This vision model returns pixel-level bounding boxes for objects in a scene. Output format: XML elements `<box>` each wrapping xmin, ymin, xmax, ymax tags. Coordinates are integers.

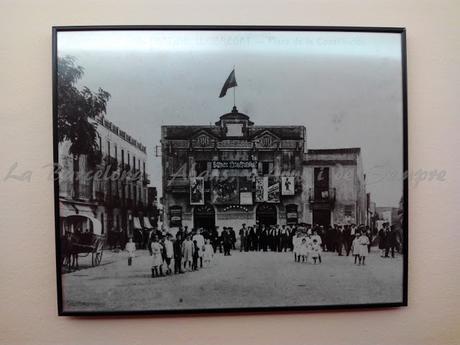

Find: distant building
<box><xmin>147</xmin><ymin>186</ymin><xmax>159</xmax><ymax>229</ymax></box>
<box><xmin>58</xmin><ymin>116</ymin><xmax>150</xmax><ymax>242</ymax></box>
<box><xmin>161</xmin><ymin>107</ymin><xmax>367</xmax><ymax>231</ymax></box>
<box><xmin>376</xmin><ymin>206</ymin><xmax>400</xmax><ymax>227</ymax></box>
<box><xmin>303</xmin><ymin>148</ymin><xmax>367</xmax><ymax>226</ymax></box>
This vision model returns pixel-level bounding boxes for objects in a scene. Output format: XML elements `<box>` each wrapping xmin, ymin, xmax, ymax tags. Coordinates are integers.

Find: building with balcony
<box><xmin>161</xmin><ymin>108</ymin><xmax>368</xmax><ymax>231</ymax></box>
<box><xmin>58</xmin><ymin>116</ymin><xmax>150</xmax><ymax>243</ymax></box>
<box><xmin>303</xmin><ymin>148</ymin><xmax>367</xmax><ymax>226</ymax></box>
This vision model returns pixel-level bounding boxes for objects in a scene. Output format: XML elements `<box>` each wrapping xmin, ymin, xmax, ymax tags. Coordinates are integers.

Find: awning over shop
<box><xmin>85</xmin><ymin>216</ymin><xmax>103</xmax><ymax>235</ymax></box>
<box><xmin>59</xmin><ymin>202</ymin><xmax>77</xmax><ymax>218</ymax></box>
<box><xmin>60</xmin><ymin>208</ymin><xmax>102</xmax><ymax>235</ymax></box>
<box><xmin>143</xmin><ymin>217</ymin><xmax>153</xmax><ymax>229</ymax></box>
<box><xmin>74</xmin><ymin>204</ymin><xmax>96</xmax><ymax>217</ymax></box>
<box><xmin>133</xmin><ymin>217</ymin><xmax>142</xmax><ymax>230</ymax></box>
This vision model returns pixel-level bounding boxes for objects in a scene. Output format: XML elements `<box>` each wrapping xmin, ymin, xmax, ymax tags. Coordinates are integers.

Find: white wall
<box><xmin>0</xmin><ymin>1</ymin><xmax>459</xmax><ymax>345</ymax></box>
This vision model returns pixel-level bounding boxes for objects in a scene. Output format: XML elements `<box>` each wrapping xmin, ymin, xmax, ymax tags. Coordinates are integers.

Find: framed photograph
<box><xmin>53</xmin><ymin>26</ymin><xmax>408</xmax><ymax>315</ymax></box>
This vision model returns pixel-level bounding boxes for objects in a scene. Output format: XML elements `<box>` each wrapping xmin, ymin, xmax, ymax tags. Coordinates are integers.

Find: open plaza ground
<box><xmin>62</xmin><ymin>248</ymin><xmax>403</xmax><ymax>312</ymax></box>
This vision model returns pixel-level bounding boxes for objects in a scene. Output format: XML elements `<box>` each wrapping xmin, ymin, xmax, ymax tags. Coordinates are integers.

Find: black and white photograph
<box><xmin>53</xmin><ymin>26</ymin><xmax>407</xmax><ymax>315</ymax></box>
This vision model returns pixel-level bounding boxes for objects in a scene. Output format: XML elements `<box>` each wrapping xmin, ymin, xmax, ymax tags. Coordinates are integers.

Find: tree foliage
<box><xmin>57</xmin><ymin>56</ymin><xmax>111</xmax><ymax>157</ymax></box>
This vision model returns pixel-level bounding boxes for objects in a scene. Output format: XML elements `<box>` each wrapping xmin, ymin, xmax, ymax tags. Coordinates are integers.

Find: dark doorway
<box><xmin>193</xmin><ymin>204</ymin><xmax>215</xmax><ymax>231</ymax></box>
<box><xmin>256</xmin><ymin>203</ymin><xmax>277</xmax><ymax>226</ymax></box>
<box><xmin>313</xmin><ymin>209</ymin><xmax>331</xmax><ymax>227</ymax></box>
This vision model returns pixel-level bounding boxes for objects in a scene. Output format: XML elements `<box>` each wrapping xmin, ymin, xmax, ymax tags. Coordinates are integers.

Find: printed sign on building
<box><xmin>211</xmin><ymin>177</ymin><xmax>239</xmax><ymax>205</ymax></box>
<box><xmin>267</xmin><ymin>177</ymin><xmax>280</xmax><ymax>203</ymax></box>
<box><xmin>255</xmin><ymin>177</ymin><xmax>267</xmax><ymax>202</ymax></box>
<box><xmin>239</xmin><ymin>177</ymin><xmax>253</xmax><ymax>205</ymax></box>
<box><xmin>281</xmin><ymin>176</ymin><xmax>295</xmax><ymax>195</ymax></box>
<box><xmin>190</xmin><ymin>177</ymin><xmax>205</xmax><ymax>205</ymax></box>
<box><xmin>169</xmin><ymin>206</ymin><xmax>182</xmax><ymax>227</ymax></box>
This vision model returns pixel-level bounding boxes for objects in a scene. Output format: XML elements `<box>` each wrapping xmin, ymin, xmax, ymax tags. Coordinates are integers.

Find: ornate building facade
<box><xmin>162</xmin><ymin>106</ymin><xmax>305</xmax><ymax>231</ymax></box>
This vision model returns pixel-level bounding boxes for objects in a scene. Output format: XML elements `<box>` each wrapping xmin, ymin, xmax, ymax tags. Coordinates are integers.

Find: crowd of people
<box><xmin>126</xmin><ymin>228</ymin><xmax>216</xmax><ymax>278</ymax></box>
<box><xmin>123</xmin><ymin>222</ymin><xmax>401</xmax><ymax>278</ymax></box>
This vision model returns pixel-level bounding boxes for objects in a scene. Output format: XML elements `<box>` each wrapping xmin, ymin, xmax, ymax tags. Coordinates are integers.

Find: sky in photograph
<box><xmin>58</xmin><ymin>30</ymin><xmax>404</xmax><ymax>207</ymax></box>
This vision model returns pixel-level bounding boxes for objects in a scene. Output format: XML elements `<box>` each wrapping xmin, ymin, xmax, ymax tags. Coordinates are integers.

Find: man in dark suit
<box><xmin>386</xmin><ymin>225</ymin><xmax>398</xmax><ymax>258</ymax></box>
<box><xmin>335</xmin><ymin>225</ymin><xmax>343</xmax><ymax>256</ymax></box>
<box><xmin>221</xmin><ymin>227</ymin><xmax>232</xmax><ymax>256</ymax></box>
<box><xmin>343</xmin><ymin>225</ymin><xmax>352</xmax><ymax>256</ymax></box>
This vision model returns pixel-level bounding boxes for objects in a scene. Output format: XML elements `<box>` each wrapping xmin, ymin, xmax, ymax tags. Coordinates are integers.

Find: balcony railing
<box><xmin>308</xmin><ymin>188</ymin><xmax>336</xmax><ymax>204</ymax></box>
<box><xmin>72</xmin><ymin>182</ymin><xmax>92</xmax><ymax>201</ymax></box>
<box><xmin>166</xmin><ymin>177</ymin><xmax>189</xmax><ymax>191</ymax></box>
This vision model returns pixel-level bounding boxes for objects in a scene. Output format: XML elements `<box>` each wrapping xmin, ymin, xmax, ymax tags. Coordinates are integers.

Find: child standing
<box><xmin>305</xmin><ymin>235</ymin><xmax>313</xmax><ymax>263</ymax></box>
<box><xmin>293</xmin><ymin>233</ymin><xmax>302</xmax><ymax>262</ymax></box>
<box><xmin>163</xmin><ymin>234</ymin><xmax>174</xmax><ymax>275</ymax></box>
<box><xmin>310</xmin><ymin>239</ymin><xmax>322</xmax><ymax>264</ymax></box>
<box><xmin>299</xmin><ymin>238</ymin><xmax>308</xmax><ymax>262</ymax></box>
<box><xmin>358</xmin><ymin>232</ymin><xmax>370</xmax><ymax>265</ymax></box>
<box><xmin>351</xmin><ymin>232</ymin><xmax>361</xmax><ymax>264</ymax></box>
<box><xmin>150</xmin><ymin>236</ymin><xmax>163</xmax><ymax>278</ymax></box>
<box><xmin>125</xmin><ymin>238</ymin><xmax>136</xmax><ymax>266</ymax></box>
<box><xmin>203</xmin><ymin>239</ymin><xmax>214</xmax><ymax>266</ymax></box>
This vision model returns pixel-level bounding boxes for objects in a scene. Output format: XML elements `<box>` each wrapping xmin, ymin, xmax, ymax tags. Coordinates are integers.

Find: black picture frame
<box><xmin>52</xmin><ymin>25</ymin><xmax>408</xmax><ymax>316</ymax></box>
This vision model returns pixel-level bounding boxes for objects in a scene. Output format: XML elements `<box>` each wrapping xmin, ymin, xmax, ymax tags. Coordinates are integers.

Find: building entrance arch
<box><xmin>193</xmin><ymin>204</ymin><xmax>216</xmax><ymax>231</ymax></box>
<box><xmin>256</xmin><ymin>203</ymin><xmax>277</xmax><ymax>226</ymax></box>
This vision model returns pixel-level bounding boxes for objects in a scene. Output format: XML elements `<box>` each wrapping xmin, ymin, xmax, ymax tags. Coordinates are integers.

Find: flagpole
<box><xmin>233</xmin><ymin>65</ymin><xmax>236</xmax><ymax>108</ymax></box>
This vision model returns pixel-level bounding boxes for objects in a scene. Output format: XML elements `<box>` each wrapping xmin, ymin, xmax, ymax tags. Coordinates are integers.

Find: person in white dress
<box><xmin>351</xmin><ymin>232</ymin><xmax>361</xmax><ymax>265</ymax></box>
<box><xmin>358</xmin><ymin>232</ymin><xmax>370</xmax><ymax>265</ymax></box>
<box><xmin>299</xmin><ymin>238</ymin><xmax>308</xmax><ymax>262</ymax></box>
<box><xmin>304</xmin><ymin>234</ymin><xmax>313</xmax><ymax>263</ymax></box>
<box><xmin>202</xmin><ymin>239</ymin><xmax>214</xmax><ymax>266</ymax></box>
<box><xmin>192</xmin><ymin>229</ymin><xmax>205</xmax><ymax>268</ymax></box>
<box><xmin>292</xmin><ymin>232</ymin><xmax>303</xmax><ymax>262</ymax></box>
<box><xmin>150</xmin><ymin>236</ymin><xmax>163</xmax><ymax>278</ymax></box>
<box><xmin>163</xmin><ymin>234</ymin><xmax>174</xmax><ymax>275</ymax></box>
<box><xmin>125</xmin><ymin>238</ymin><xmax>136</xmax><ymax>266</ymax></box>
<box><xmin>310</xmin><ymin>239</ymin><xmax>322</xmax><ymax>264</ymax></box>
<box><xmin>311</xmin><ymin>230</ymin><xmax>322</xmax><ymax>247</ymax></box>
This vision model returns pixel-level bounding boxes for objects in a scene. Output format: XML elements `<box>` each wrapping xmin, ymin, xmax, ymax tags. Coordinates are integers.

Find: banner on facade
<box><xmin>281</xmin><ymin>176</ymin><xmax>295</xmax><ymax>195</ymax></box>
<box><xmin>239</xmin><ymin>177</ymin><xmax>253</xmax><ymax>205</ymax></box>
<box><xmin>255</xmin><ymin>177</ymin><xmax>267</xmax><ymax>202</ymax></box>
<box><xmin>211</xmin><ymin>177</ymin><xmax>239</xmax><ymax>204</ymax></box>
<box><xmin>267</xmin><ymin>177</ymin><xmax>280</xmax><ymax>203</ymax></box>
<box><xmin>190</xmin><ymin>177</ymin><xmax>205</xmax><ymax>205</ymax></box>
<box><xmin>211</xmin><ymin>160</ymin><xmax>257</xmax><ymax>169</ymax></box>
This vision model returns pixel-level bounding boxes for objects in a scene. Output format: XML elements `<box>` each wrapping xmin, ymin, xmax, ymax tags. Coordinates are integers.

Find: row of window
<box><xmin>97</xmin><ymin>179</ymin><xmax>147</xmax><ymax>204</ymax></box>
<box><xmin>100</xmin><ymin>137</ymin><xmax>146</xmax><ymax>173</ymax></box>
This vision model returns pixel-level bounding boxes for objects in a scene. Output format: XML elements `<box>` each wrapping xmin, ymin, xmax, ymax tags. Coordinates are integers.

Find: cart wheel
<box><xmin>94</xmin><ymin>251</ymin><xmax>103</xmax><ymax>266</ymax></box>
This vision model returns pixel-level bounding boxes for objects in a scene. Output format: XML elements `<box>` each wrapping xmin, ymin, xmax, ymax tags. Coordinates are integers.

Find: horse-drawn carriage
<box><xmin>61</xmin><ymin>215</ymin><xmax>105</xmax><ymax>271</ymax></box>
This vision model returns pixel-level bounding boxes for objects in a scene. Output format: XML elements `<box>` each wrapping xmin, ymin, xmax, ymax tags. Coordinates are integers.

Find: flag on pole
<box><xmin>219</xmin><ymin>69</ymin><xmax>237</xmax><ymax>98</ymax></box>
